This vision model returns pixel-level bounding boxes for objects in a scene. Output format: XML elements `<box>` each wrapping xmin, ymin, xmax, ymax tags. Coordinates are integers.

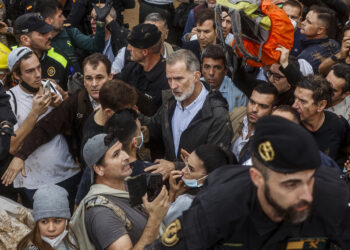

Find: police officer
<box><xmin>13</xmin><ymin>13</ymin><xmax>71</xmax><ymax>90</ymax></box>
<box><xmin>35</xmin><ymin>0</ymin><xmax>106</xmax><ymax>73</ymax></box>
<box><xmin>146</xmin><ymin>115</ymin><xmax>350</xmax><ymax>249</ymax></box>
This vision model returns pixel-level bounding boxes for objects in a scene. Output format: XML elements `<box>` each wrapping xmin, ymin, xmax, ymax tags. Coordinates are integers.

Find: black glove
<box><xmin>92</xmin><ymin>0</ymin><xmax>113</xmax><ymax>22</ymax></box>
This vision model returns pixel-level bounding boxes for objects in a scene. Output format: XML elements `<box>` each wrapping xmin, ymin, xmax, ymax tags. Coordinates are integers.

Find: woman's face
<box><xmin>38</xmin><ymin>218</ymin><xmax>66</xmax><ymax>239</ymax></box>
<box><xmin>182</xmin><ymin>152</ymin><xmax>206</xmax><ymax>182</ymax></box>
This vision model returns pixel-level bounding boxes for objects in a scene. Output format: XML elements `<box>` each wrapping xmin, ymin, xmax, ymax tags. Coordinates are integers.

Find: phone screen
<box><xmin>147</xmin><ymin>174</ymin><xmax>163</xmax><ymax>202</ymax></box>
<box><xmin>43</xmin><ymin>80</ymin><xmax>51</xmax><ymax>94</ymax></box>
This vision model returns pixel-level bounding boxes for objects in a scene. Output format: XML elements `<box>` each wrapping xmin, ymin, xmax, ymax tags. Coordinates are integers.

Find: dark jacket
<box><xmin>141</xmin><ymin>82</ymin><xmax>233</xmax><ymax>164</ymax></box>
<box><xmin>106</xmin><ymin>20</ymin><xmax>129</xmax><ymax>56</ymax></box>
<box><xmin>146</xmin><ymin>164</ymin><xmax>350</xmax><ymax>249</ymax></box>
<box><xmin>297</xmin><ymin>38</ymin><xmax>339</xmax><ymax>74</ymax></box>
<box><xmin>15</xmin><ymin>89</ymin><xmax>93</xmax><ymax>161</ymax></box>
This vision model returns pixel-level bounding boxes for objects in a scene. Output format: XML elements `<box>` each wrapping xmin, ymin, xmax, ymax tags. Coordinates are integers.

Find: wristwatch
<box><xmin>331</xmin><ymin>54</ymin><xmax>341</xmax><ymax>63</ymax></box>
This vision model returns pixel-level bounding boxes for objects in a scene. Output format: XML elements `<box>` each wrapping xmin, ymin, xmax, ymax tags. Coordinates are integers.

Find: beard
<box><xmin>264</xmin><ymin>183</ymin><xmax>312</xmax><ymax>224</ymax></box>
<box><xmin>173</xmin><ymin>80</ymin><xmax>196</xmax><ymax>102</ymax></box>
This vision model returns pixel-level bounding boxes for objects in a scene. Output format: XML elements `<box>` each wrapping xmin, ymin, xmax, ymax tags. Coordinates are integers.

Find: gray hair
<box><xmin>166</xmin><ymin>49</ymin><xmax>200</xmax><ymax>73</ymax></box>
<box><xmin>109</xmin><ymin>7</ymin><xmax>117</xmax><ymax>19</ymax></box>
<box><xmin>144</xmin><ymin>12</ymin><xmax>168</xmax><ymax>29</ymax></box>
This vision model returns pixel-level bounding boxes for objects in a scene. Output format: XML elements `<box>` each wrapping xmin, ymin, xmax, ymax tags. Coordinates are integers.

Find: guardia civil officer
<box><xmin>146</xmin><ymin>115</ymin><xmax>350</xmax><ymax>249</ymax></box>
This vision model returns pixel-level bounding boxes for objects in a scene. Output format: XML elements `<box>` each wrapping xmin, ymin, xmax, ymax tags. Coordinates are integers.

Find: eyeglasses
<box><xmin>266</xmin><ymin>70</ymin><xmax>286</xmax><ymax>81</ymax></box>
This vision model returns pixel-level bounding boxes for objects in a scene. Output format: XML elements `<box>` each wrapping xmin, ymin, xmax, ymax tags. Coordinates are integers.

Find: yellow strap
<box><xmin>47</xmin><ymin>48</ymin><xmax>68</xmax><ymax>68</ymax></box>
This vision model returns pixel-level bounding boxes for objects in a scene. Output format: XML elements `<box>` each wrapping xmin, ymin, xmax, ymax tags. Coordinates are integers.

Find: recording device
<box><xmin>126</xmin><ymin>173</ymin><xmax>163</xmax><ymax>207</ymax></box>
<box><xmin>42</xmin><ymin>80</ymin><xmax>52</xmax><ymax>94</ymax></box>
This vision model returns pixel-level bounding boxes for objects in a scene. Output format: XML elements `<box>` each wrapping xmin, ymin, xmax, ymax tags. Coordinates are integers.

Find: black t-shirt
<box><xmin>81</xmin><ymin>110</ymin><xmax>104</xmax><ymax>161</ymax></box>
<box><xmin>304</xmin><ymin>111</ymin><xmax>349</xmax><ymax>160</ymax></box>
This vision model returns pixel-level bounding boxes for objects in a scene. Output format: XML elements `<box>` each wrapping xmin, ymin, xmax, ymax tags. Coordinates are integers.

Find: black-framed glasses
<box><xmin>266</xmin><ymin>70</ymin><xmax>286</xmax><ymax>81</ymax></box>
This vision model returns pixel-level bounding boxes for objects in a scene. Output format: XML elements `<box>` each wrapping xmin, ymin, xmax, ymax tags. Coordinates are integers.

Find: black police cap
<box><xmin>251</xmin><ymin>116</ymin><xmax>321</xmax><ymax>173</ymax></box>
<box><xmin>14</xmin><ymin>13</ymin><xmax>54</xmax><ymax>34</ymax></box>
<box><xmin>128</xmin><ymin>23</ymin><xmax>161</xmax><ymax>49</ymax></box>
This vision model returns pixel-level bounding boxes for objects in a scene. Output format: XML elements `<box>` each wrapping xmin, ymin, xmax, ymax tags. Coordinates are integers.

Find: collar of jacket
<box><xmin>163</xmin><ymin>80</ymin><xmax>228</xmax><ymax>120</ymax></box>
<box><xmin>301</xmin><ymin>37</ymin><xmax>329</xmax><ymax>46</ymax></box>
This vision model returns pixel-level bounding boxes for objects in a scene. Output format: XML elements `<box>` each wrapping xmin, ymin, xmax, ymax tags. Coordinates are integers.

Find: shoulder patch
<box><xmin>47</xmin><ymin>66</ymin><xmax>56</xmax><ymax>77</ymax></box>
<box><xmin>161</xmin><ymin>219</ymin><xmax>181</xmax><ymax>247</ymax></box>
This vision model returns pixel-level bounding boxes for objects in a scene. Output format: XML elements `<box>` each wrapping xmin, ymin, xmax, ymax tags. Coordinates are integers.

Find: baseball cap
<box><xmin>83</xmin><ymin>133</ymin><xmax>119</xmax><ymax>182</ymax></box>
<box><xmin>7</xmin><ymin>46</ymin><xmax>33</xmax><ymax>72</ymax></box>
<box><xmin>14</xmin><ymin>13</ymin><xmax>54</xmax><ymax>34</ymax></box>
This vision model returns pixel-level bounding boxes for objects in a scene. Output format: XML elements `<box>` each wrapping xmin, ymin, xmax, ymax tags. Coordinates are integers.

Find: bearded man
<box><xmin>140</xmin><ymin>49</ymin><xmax>232</xmax><ymax>179</ymax></box>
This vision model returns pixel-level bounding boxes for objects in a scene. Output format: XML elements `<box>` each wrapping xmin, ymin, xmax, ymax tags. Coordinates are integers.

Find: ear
<box><xmin>93</xmin><ymin>164</ymin><xmax>104</xmax><ymax>177</ymax></box>
<box><xmin>316</xmin><ymin>100</ymin><xmax>327</xmax><ymax>112</ymax></box>
<box><xmin>142</xmin><ymin>48</ymin><xmax>149</xmax><ymax>57</ymax></box>
<box><xmin>193</xmin><ymin>70</ymin><xmax>201</xmax><ymax>82</ymax></box>
<box><xmin>20</xmin><ymin>35</ymin><xmax>31</xmax><ymax>46</ymax></box>
<box><xmin>249</xmin><ymin>167</ymin><xmax>264</xmax><ymax>188</ymax></box>
<box><xmin>164</xmin><ymin>28</ymin><xmax>169</xmax><ymax>39</ymax></box>
<box><xmin>341</xmin><ymin>91</ymin><xmax>350</xmax><ymax>99</ymax></box>
<box><xmin>108</xmin><ymin>73</ymin><xmax>113</xmax><ymax>80</ymax></box>
<box><xmin>12</xmin><ymin>71</ymin><xmax>21</xmax><ymax>82</ymax></box>
<box><xmin>317</xmin><ymin>26</ymin><xmax>326</xmax><ymax>36</ymax></box>
<box><xmin>45</xmin><ymin>17</ymin><xmax>53</xmax><ymax>25</ymax></box>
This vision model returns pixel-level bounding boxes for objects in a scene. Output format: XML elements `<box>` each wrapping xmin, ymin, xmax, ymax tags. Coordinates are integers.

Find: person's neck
<box><xmin>302</xmin><ymin>112</ymin><xmax>325</xmax><ymax>132</ymax></box>
<box><xmin>160</xmin><ymin>43</ymin><xmax>165</xmax><ymax>57</ymax></box>
<box><xmin>129</xmin><ymin>149</ymin><xmax>137</xmax><ymax>163</ymax></box>
<box><xmin>331</xmin><ymin>97</ymin><xmax>345</xmax><ymax>107</ymax></box>
<box><xmin>257</xmin><ymin>187</ymin><xmax>283</xmax><ymax>223</ymax></box>
<box><xmin>305</xmin><ymin>34</ymin><xmax>327</xmax><ymax>40</ymax></box>
<box><xmin>200</xmin><ymin>40</ymin><xmax>216</xmax><ymax>52</ymax></box>
<box><xmin>247</xmin><ymin>120</ymin><xmax>255</xmax><ymax>139</ymax></box>
<box><xmin>181</xmin><ymin>81</ymin><xmax>203</xmax><ymax>108</ymax></box>
<box><xmin>105</xmin><ymin>29</ymin><xmax>111</xmax><ymax>41</ymax></box>
<box><xmin>94</xmin><ymin>108</ymin><xmax>109</xmax><ymax>126</ymax></box>
<box><xmin>96</xmin><ymin>177</ymin><xmax>126</xmax><ymax>191</ymax></box>
<box><xmin>27</xmin><ymin>47</ymin><xmax>43</xmax><ymax>59</ymax></box>
<box><xmin>19</xmin><ymin>81</ymin><xmax>42</xmax><ymax>94</ymax></box>
<box><xmin>51</xmin><ymin>29</ymin><xmax>60</xmax><ymax>38</ymax></box>
<box><xmin>140</xmin><ymin>54</ymin><xmax>161</xmax><ymax>72</ymax></box>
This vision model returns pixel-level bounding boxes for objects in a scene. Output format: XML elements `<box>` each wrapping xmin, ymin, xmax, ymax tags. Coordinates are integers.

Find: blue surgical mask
<box><xmin>135</xmin><ymin>132</ymin><xmax>143</xmax><ymax>150</ymax></box>
<box><xmin>182</xmin><ymin>175</ymin><xmax>207</xmax><ymax>188</ymax></box>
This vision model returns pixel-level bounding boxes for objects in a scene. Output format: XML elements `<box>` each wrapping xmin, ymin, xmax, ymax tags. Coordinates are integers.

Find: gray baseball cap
<box><xmin>7</xmin><ymin>46</ymin><xmax>33</xmax><ymax>72</ymax></box>
<box><xmin>83</xmin><ymin>133</ymin><xmax>114</xmax><ymax>183</ymax></box>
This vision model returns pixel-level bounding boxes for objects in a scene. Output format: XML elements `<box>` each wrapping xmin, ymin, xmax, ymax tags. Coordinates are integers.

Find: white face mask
<box><xmin>41</xmin><ymin>221</ymin><xmax>68</xmax><ymax>248</ymax></box>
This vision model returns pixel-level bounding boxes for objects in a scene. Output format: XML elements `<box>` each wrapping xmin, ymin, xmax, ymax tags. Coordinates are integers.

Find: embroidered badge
<box><xmin>258</xmin><ymin>141</ymin><xmax>275</xmax><ymax>162</ymax></box>
<box><xmin>161</xmin><ymin>219</ymin><xmax>181</xmax><ymax>247</ymax></box>
<box><xmin>47</xmin><ymin>66</ymin><xmax>56</xmax><ymax>77</ymax></box>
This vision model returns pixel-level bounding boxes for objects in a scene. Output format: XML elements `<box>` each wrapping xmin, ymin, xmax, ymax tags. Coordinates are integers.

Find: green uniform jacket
<box><xmin>51</xmin><ymin>23</ymin><xmax>105</xmax><ymax>72</ymax></box>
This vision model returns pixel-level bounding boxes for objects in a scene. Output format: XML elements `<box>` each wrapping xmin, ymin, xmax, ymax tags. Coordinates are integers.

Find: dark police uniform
<box><xmin>116</xmin><ymin>23</ymin><xmax>169</xmax><ymax>116</ymax></box>
<box><xmin>146</xmin><ymin>116</ymin><xmax>350</xmax><ymax>250</ymax></box>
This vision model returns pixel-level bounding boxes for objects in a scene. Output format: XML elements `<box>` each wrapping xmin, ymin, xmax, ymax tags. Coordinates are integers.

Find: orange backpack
<box><xmin>216</xmin><ymin>0</ymin><xmax>294</xmax><ymax>68</ymax></box>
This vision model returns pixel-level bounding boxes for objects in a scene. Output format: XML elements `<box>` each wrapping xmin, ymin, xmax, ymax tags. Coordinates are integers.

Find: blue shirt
<box><xmin>171</xmin><ymin>83</ymin><xmax>209</xmax><ymax>156</ymax></box>
<box><xmin>218</xmin><ymin>76</ymin><xmax>248</xmax><ymax>112</ymax></box>
<box><xmin>201</xmin><ymin>76</ymin><xmax>248</xmax><ymax>112</ymax></box>
<box><xmin>103</xmin><ymin>37</ymin><xmax>115</xmax><ymax>64</ymax></box>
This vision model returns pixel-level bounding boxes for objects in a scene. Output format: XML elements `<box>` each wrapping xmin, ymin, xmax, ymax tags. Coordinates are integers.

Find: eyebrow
<box><xmin>280</xmin><ymin>172</ymin><xmax>315</xmax><ymax>185</ymax></box>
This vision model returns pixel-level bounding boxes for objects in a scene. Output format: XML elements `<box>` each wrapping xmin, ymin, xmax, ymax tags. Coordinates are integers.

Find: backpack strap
<box><xmin>8</xmin><ymin>89</ymin><xmax>17</xmax><ymax>116</ymax></box>
<box><xmin>85</xmin><ymin>195</ymin><xmax>133</xmax><ymax>231</ymax></box>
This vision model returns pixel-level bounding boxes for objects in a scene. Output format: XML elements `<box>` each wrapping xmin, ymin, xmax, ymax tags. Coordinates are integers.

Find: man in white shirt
<box><xmin>1</xmin><ymin>47</ymin><xmax>80</xmax><ymax>210</ymax></box>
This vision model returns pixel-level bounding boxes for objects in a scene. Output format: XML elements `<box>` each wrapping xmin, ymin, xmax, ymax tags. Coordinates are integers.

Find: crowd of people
<box><xmin>0</xmin><ymin>0</ymin><xmax>350</xmax><ymax>249</ymax></box>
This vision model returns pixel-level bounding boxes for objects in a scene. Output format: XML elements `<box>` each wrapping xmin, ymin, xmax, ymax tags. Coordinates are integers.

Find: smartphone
<box><xmin>126</xmin><ymin>174</ymin><xmax>147</xmax><ymax>207</ymax></box>
<box><xmin>42</xmin><ymin>80</ymin><xmax>51</xmax><ymax>94</ymax></box>
<box><xmin>147</xmin><ymin>173</ymin><xmax>163</xmax><ymax>202</ymax></box>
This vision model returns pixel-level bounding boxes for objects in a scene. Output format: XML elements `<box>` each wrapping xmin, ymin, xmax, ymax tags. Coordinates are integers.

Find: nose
<box><xmin>252</xmin><ymin>103</ymin><xmax>258</xmax><ymax>112</ymax></box>
<box><xmin>122</xmin><ymin>150</ymin><xmax>129</xmax><ymax>160</ymax></box>
<box><xmin>91</xmin><ymin>78</ymin><xmax>98</xmax><ymax>87</ymax></box>
<box><xmin>48</xmin><ymin>222</ymin><xmax>56</xmax><ymax>232</ymax></box>
<box><xmin>209</xmin><ymin>67</ymin><xmax>214</xmax><ymax>76</ymax></box>
<box><xmin>299</xmin><ymin>184</ymin><xmax>313</xmax><ymax>204</ymax></box>
<box><xmin>292</xmin><ymin>100</ymin><xmax>298</xmax><ymax>110</ymax></box>
<box><xmin>222</xmin><ymin>20</ymin><xmax>227</xmax><ymax>28</ymax></box>
<box><xmin>199</xmin><ymin>31</ymin><xmax>204</xmax><ymax>40</ymax></box>
<box><xmin>168</xmin><ymin>79</ymin><xmax>177</xmax><ymax>90</ymax></box>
